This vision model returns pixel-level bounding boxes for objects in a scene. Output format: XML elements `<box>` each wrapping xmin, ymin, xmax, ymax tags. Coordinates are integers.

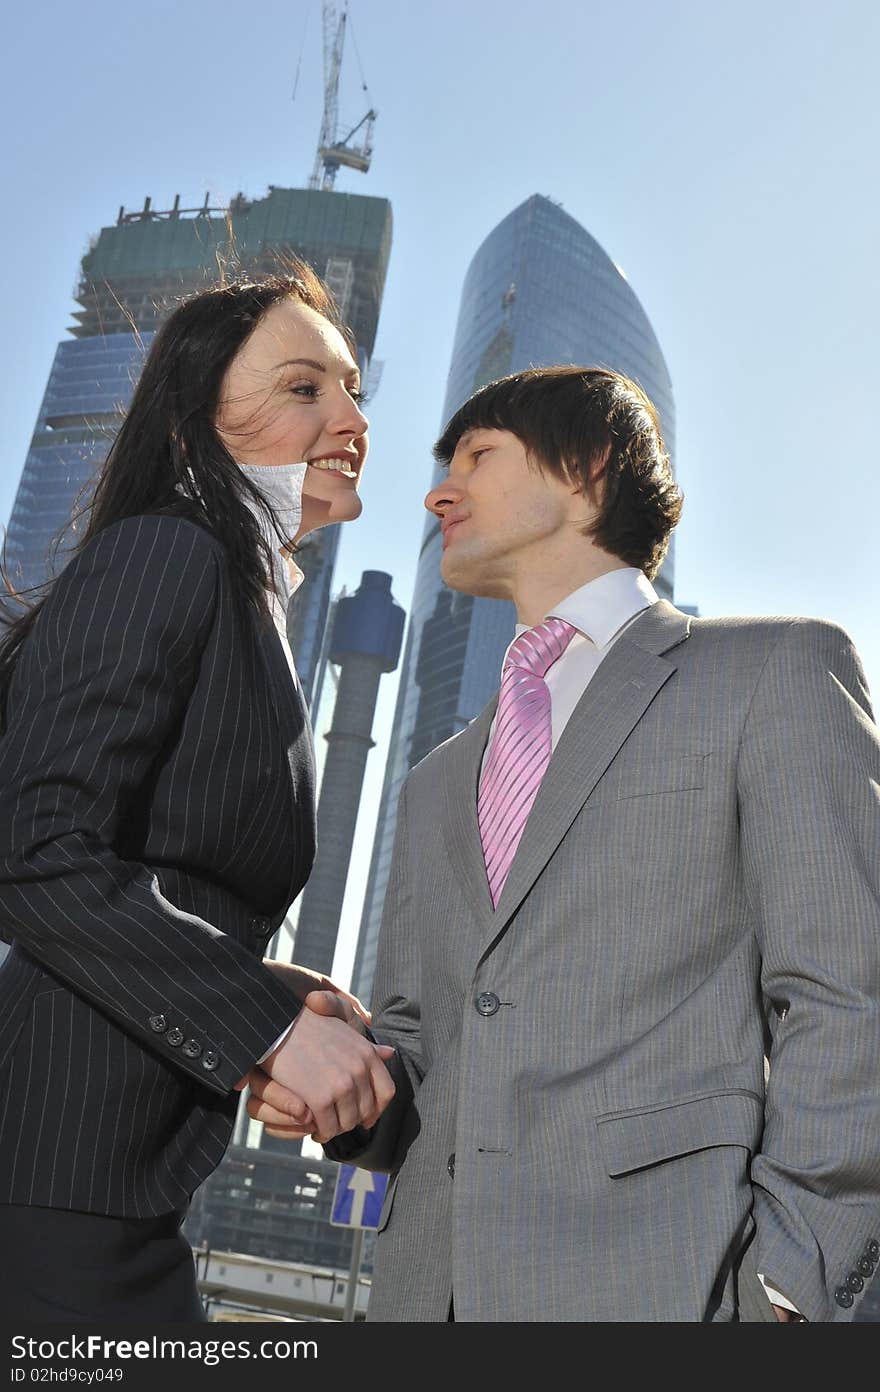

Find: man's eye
<box><xmin>349</xmin><ymin>388</ymin><xmax>367</xmax><ymax>405</ymax></box>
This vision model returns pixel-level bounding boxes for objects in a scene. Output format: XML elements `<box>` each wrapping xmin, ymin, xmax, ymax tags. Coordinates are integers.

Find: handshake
<box><xmin>235</xmin><ymin>961</ymin><xmax>396</xmax><ymax>1145</ymax></box>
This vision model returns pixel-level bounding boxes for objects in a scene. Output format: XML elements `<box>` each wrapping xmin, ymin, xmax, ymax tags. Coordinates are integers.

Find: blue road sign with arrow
<box><xmin>330</xmin><ymin>1164</ymin><xmax>389</xmax><ymax>1229</ymax></box>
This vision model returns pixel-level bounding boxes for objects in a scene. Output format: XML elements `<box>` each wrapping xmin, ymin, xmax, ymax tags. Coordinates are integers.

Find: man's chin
<box><xmin>440</xmin><ymin>554</ymin><xmax>505</xmax><ymax>600</ymax></box>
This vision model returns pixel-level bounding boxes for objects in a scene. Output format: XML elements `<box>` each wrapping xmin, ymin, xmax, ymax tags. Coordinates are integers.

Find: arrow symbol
<box><xmin>345</xmin><ymin>1167</ymin><xmax>376</xmax><ymax>1227</ymax></box>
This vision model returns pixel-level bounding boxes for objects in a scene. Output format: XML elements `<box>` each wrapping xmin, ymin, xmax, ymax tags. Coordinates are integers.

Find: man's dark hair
<box><xmin>433</xmin><ymin>366</ymin><xmax>683</xmax><ymax>579</ymax></box>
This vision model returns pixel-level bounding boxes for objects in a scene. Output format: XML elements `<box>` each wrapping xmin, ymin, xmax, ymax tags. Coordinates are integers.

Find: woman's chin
<box><xmin>335</xmin><ymin>492</ymin><xmax>364</xmax><ymax>524</ymax></box>
<box><xmin>297</xmin><ymin>492</ymin><xmax>363</xmax><ymax>538</ymax></box>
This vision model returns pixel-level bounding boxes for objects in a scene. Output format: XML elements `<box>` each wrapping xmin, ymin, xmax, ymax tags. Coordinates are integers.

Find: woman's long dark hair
<box><xmin>0</xmin><ymin>257</ymin><xmax>353</xmax><ymax>704</ymax></box>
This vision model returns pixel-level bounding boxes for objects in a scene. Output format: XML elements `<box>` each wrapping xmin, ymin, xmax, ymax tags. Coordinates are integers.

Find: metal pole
<box><xmin>343</xmin><ymin>1229</ymin><xmax>364</xmax><ymax>1321</ymax></box>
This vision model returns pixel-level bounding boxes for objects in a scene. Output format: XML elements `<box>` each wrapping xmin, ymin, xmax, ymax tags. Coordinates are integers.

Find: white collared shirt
<box><xmin>480</xmin><ymin>567</ymin><xmax>657</xmax><ymax>776</ymax></box>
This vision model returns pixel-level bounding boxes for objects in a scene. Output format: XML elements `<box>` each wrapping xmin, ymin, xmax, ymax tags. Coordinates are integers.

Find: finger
<box><xmin>247</xmin><ymin>1072</ymin><xmax>314</xmax><ymax>1121</ymax></box>
<box><xmin>364</xmin><ymin>1053</ymin><xmax>397</xmax><ymax>1127</ymax></box>
<box><xmin>233</xmin><ymin>1074</ymin><xmax>250</xmax><ymax>1091</ymax></box>
<box><xmin>310</xmin><ymin>1096</ymin><xmax>343</xmax><ymax>1141</ymax></box>
<box><xmin>349</xmin><ymin>1050</ymin><xmax>393</xmax><ymax>1130</ymax></box>
<box><xmin>247</xmin><ymin>1095</ymin><xmax>315</xmax><ymax>1129</ymax></box>
<box><xmin>308</xmin><ymin>1130</ymin><xmax>336</xmax><ymax>1146</ymax></box>
<box><xmin>263</xmin><ymin>1124</ymin><xmax>313</xmax><ymax>1140</ymax></box>
<box><xmin>329</xmin><ymin>1060</ymin><xmax>369</xmax><ymax>1134</ymax></box>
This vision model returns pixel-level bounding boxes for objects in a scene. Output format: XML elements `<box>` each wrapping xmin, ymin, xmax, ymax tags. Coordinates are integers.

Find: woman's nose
<box><xmin>331</xmin><ymin>390</ymin><xmax>369</xmax><ymax>438</ymax></box>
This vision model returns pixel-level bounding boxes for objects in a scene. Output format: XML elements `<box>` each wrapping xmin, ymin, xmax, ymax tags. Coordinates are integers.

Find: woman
<box><xmin>0</xmin><ymin>260</ymin><xmax>394</xmax><ymax>1321</ymax></box>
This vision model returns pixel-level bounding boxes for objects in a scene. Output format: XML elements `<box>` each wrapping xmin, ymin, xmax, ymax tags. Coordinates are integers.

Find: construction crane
<box><xmin>309</xmin><ymin>2</ymin><xmax>376</xmax><ymax>191</ymax></box>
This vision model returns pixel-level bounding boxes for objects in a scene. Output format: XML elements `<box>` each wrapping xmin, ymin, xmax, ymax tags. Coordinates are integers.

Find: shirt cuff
<box><xmin>758</xmin><ymin>1274</ymin><xmax>801</xmax><ymax>1315</ymax></box>
<box><xmin>256</xmin><ymin>1018</ymin><xmax>297</xmax><ymax>1064</ymax></box>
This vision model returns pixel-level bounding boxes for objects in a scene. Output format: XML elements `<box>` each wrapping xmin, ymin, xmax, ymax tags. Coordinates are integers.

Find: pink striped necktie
<box><xmin>478</xmin><ymin>616</ymin><xmax>577</xmax><ymax>908</ymax></box>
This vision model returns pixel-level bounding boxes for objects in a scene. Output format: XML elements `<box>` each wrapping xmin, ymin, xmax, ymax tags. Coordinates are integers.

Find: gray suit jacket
<box><xmin>329</xmin><ymin>602</ymin><xmax>880</xmax><ymax>1321</ymax></box>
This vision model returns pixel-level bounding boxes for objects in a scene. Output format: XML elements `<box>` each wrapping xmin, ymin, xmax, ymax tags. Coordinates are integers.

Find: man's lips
<box><xmin>441</xmin><ymin>517</ymin><xmax>467</xmax><ymax>549</ymax></box>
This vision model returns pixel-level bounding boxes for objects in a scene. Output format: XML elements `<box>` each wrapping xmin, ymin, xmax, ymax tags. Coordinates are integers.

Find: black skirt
<box><xmin>0</xmin><ymin>1203</ymin><xmax>206</xmax><ymax>1321</ymax></box>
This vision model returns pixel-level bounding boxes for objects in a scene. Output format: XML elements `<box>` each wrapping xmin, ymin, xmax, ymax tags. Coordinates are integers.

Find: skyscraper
<box><xmin>3</xmin><ymin>186</ymin><xmax>392</xmax><ymax>709</ymax></box>
<box><xmin>352</xmin><ymin>194</ymin><xmax>676</xmax><ymax>1000</ymax></box>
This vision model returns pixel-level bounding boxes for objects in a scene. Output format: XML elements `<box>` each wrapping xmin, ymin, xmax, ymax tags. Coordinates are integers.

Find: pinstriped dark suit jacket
<box><xmin>0</xmin><ymin>509</ymin><xmax>315</xmax><ymax>1217</ymax></box>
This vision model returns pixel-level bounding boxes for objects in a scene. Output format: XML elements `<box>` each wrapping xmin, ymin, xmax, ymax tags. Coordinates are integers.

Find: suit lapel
<box><xmin>439</xmin><ymin>698</ymin><xmax>499</xmax><ymax>936</ymax></box>
<box><xmin>484</xmin><ymin>601</ymin><xmax>691</xmax><ymax>946</ymax></box>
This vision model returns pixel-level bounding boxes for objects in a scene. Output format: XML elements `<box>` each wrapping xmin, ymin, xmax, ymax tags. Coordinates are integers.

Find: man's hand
<box><xmin>262</xmin><ymin>959</ymin><xmax>372</xmax><ymax>1026</ymax></box>
<box><xmin>235</xmin><ymin>989</ymin><xmax>375</xmax><ymax>1140</ymax></box>
<box><xmin>772</xmin><ymin>1306</ymin><xmax>802</xmax><ymax>1322</ymax></box>
<box><xmin>255</xmin><ymin>991</ymin><xmax>393</xmax><ymax>1143</ymax></box>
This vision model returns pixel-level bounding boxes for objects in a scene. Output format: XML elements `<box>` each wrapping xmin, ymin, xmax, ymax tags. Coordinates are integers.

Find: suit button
<box><xmin>846</xmin><ymin>1272</ymin><xmax>864</xmax><ymax>1294</ymax></box>
<box><xmin>857</xmin><ymin>1257</ymin><xmax>874</xmax><ymax>1278</ymax></box>
<box><xmin>835</xmin><ymin>1286</ymin><xmax>855</xmax><ymax>1308</ymax></box>
<box><xmin>867</xmin><ymin>1239</ymin><xmax>880</xmax><ymax>1261</ymax></box>
<box><xmin>182</xmin><ymin>1039</ymin><xmax>202</xmax><ymax>1059</ymax></box>
<box><xmin>148</xmin><ymin>1014</ymin><xmax>167</xmax><ymax>1033</ymax></box>
<box><xmin>476</xmin><ymin>991</ymin><xmax>500</xmax><ymax>1017</ymax></box>
<box><xmin>202</xmin><ymin>1050</ymin><xmax>220</xmax><ymax>1072</ymax></box>
<box><xmin>447</xmin><ymin>1153</ymin><xmax>455</xmax><ymax>1179</ymax></box>
<box><xmin>166</xmin><ymin>1027</ymin><xmax>184</xmax><ymax>1047</ymax></box>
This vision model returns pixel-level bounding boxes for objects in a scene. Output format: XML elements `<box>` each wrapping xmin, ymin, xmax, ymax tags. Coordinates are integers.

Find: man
<box><xmin>247</xmin><ymin>366</ymin><xmax>880</xmax><ymax>1322</ymax></box>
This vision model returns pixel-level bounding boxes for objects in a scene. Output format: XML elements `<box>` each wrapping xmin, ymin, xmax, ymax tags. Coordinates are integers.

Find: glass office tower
<box><xmin>352</xmin><ymin>194</ymin><xmax>676</xmax><ymax>1001</ymax></box>
<box><xmin>4</xmin><ymin>334</ymin><xmax>153</xmax><ymax>599</ymax></box>
<box><xmin>3</xmin><ymin>186</ymin><xmax>392</xmax><ymax>708</ymax></box>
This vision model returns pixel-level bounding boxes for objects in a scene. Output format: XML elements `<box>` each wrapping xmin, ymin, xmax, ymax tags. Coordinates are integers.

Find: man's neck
<box><xmin>511</xmin><ymin>553</ymin><xmax>630</xmax><ymax>627</ymax></box>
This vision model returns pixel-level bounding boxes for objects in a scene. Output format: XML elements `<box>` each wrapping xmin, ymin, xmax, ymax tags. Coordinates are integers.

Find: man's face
<box><xmin>424</xmin><ymin>427</ymin><xmax>588</xmax><ymax>600</ymax></box>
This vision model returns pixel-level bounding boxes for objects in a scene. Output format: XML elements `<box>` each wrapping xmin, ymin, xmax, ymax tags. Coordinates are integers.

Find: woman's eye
<box><xmin>290</xmin><ymin>383</ymin><xmax>320</xmax><ymax>399</ymax></box>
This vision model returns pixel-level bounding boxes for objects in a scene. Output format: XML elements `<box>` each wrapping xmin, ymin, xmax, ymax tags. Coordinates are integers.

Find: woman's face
<box><xmin>215</xmin><ymin>296</ymin><xmax>369</xmax><ymax>539</ymax></box>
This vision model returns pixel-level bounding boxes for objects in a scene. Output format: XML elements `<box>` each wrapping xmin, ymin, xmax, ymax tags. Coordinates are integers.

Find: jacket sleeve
<box><xmin>325</xmin><ymin>780</ymin><xmax>423</xmax><ymax>1171</ymax></box>
<box><xmin>738</xmin><ymin>618</ymin><xmax>880</xmax><ymax>1322</ymax></box>
<box><xmin>0</xmin><ymin>514</ymin><xmax>300</xmax><ymax>1095</ymax></box>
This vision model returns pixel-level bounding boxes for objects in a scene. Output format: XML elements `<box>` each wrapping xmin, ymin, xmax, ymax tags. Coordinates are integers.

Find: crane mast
<box><xmin>309</xmin><ymin>2</ymin><xmax>376</xmax><ymax>191</ymax></box>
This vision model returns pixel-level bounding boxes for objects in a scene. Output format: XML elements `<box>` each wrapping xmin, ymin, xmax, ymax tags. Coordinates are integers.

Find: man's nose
<box><xmin>425</xmin><ymin>478</ymin><xmax>464</xmax><ymax>516</ymax></box>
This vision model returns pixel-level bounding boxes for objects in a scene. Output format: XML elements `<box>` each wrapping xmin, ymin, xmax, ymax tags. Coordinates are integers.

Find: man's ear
<box><xmin>567</xmin><ymin>448</ymin><xmax>607</xmax><ymax>504</ymax></box>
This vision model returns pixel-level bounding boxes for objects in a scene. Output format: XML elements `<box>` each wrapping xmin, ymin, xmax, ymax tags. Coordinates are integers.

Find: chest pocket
<box><xmin>610</xmin><ymin>753</ymin><xmax>709</xmax><ymax>801</ymax></box>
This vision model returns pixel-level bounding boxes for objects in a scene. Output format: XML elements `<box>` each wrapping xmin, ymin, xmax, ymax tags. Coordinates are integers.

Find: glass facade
<box><xmin>352</xmin><ymin>195</ymin><xmax>676</xmax><ymax>1001</ymax></box>
<box><xmin>3</xmin><ymin>334</ymin><xmax>153</xmax><ymax>595</ymax></box>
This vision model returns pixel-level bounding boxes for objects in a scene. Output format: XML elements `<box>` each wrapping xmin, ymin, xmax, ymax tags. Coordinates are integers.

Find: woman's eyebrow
<box><xmin>272</xmin><ymin>356</ymin><xmax>360</xmax><ymax>382</ymax></box>
<box><xmin>272</xmin><ymin>356</ymin><xmax>326</xmax><ymax>372</ymax></box>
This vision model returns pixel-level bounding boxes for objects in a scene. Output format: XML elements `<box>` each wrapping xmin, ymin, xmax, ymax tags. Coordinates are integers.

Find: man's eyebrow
<box><xmin>456</xmin><ymin>427</ymin><xmax>488</xmax><ymax>451</ymax></box>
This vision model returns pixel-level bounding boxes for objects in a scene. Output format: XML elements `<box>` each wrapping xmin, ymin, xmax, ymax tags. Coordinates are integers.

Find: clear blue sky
<box><xmin>3</xmin><ymin>0</ymin><xmax>879</xmax><ymax>980</ymax></box>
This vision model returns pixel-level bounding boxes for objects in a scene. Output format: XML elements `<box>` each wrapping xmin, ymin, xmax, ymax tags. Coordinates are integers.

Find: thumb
<box><xmin>304</xmin><ymin>988</ymin><xmax>347</xmax><ymax>1019</ymax></box>
<box><xmin>374</xmin><ymin>1044</ymin><xmax>396</xmax><ymax>1060</ymax></box>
